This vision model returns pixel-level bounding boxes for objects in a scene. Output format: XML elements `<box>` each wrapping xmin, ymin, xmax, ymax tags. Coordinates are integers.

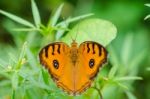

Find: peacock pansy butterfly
<box><xmin>39</xmin><ymin>40</ymin><xmax>107</xmax><ymax>95</ymax></box>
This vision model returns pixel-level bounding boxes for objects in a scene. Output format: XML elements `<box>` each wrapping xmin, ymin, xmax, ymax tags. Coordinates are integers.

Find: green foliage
<box><xmin>0</xmin><ymin>10</ymin><xmax>35</xmax><ymax>28</ymax></box>
<box><xmin>62</xmin><ymin>18</ymin><xmax>117</xmax><ymax>46</ymax></box>
<box><xmin>0</xmin><ymin>0</ymin><xmax>149</xmax><ymax>99</ymax></box>
<box><xmin>144</xmin><ymin>4</ymin><xmax>150</xmax><ymax>20</ymax></box>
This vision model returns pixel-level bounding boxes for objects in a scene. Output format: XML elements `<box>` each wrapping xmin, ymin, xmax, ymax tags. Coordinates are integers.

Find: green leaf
<box><xmin>108</xmin><ymin>46</ymin><xmax>120</xmax><ymax>78</ymax></box>
<box><xmin>41</xmin><ymin>68</ymin><xmax>49</xmax><ymax>85</ymax></box>
<box><xmin>61</xmin><ymin>18</ymin><xmax>117</xmax><ymax>46</ymax></box>
<box><xmin>126</xmin><ymin>91</ymin><xmax>137</xmax><ymax>99</ymax></box>
<box><xmin>0</xmin><ymin>10</ymin><xmax>35</xmax><ymax>28</ymax></box>
<box><xmin>56</xmin><ymin>13</ymin><xmax>94</xmax><ymax>27</ymax></box>
<box><xmin>55</xmin><ymin>13</ymin><xmax>93</xmax><ymax>40</ymax></box>
<box><xmin>66</xmin><ymin>13</ymin><xmax>94</xmax><ymax>23</ymax></box>
<box><xmin>31</xmin><ymin>0</ymin><xmax>41</xmax><ymax>28</ymax></box>
<box><xmin>55</xmin><ymin>17</ymin><xmax>70</xmax><ymax>40</ymax></box>
<box><xmin>121</xmin><ymin>33</ymin><xmax>133</xmax><ymax>66</ymax></box>
<box><xmin>129</xmin><ymin>49</ymin><xmax>147</xmax><ymax>75</ymax></box>
<box><xmin>147</xmin><ymin>67</ymin><xmax>150</xmax><ymax>71</ymax></box>
<box><xmin>12</xmin><ymin>72</ymin><xmax>18</xmax><ymax>90</ymax></box>
<box><xmin>114</xmin><ymin>76</ymin><xmax>142</xmax><ymax>81</ymax></box>
<box><xmin>116</xmin><ymin>82</ymin><xmax>129</xmax><ymax>90</ymax></box>
<box><xmin>16</xmin><ymin>42</ymin><xmax>27</xmax><ymax>69</ymax></box>
<box><xmin>108</xmin><ymin>65</ymin><xmax>118</xmax><ymax>79</ymax></box>
<box><xmin>144</xmin><ymin>14</ymin><xmax>150</xmax><ymax>20</ymax></box>
<box><xmin>145</xmin><ymin>4</ymin><xmax>150</xmax><ymax>7</ymax></box>
<box><xmin>12</xmin><ymin>28</ymin><xmax>39</xmax><ymax>32</ymax></box>
<box><xmin>0</xmin><ymin>80</ymin><xmax>11</xmax><ymax>87</ymax></box>
<box><xmin>144</xmin><ymin>4</ymin><xmax>150</xmax><ymax>20</ymax></box>
<box><xmin>18</xmin><ymin>42</ymin><xmax>27</xmax><ymax>62</ymax></box>
<box><xmin>49</xmin><ymin>4</ymin><xmax>64</xmax><ymax>27</ymax></box>
<box><xmin>11</xmin><ymin>89</ymin><xmax>15</xmax><ymax>99</ymax></box>
<box><xmin>0</xmin><ymin>59</ymin><xmax>6</xmax><ymax>69</ymax></box>
<box><xmin>26</xmin><ymin>48</ymin><xmax>38</xmax><ymax>70</ymax></box>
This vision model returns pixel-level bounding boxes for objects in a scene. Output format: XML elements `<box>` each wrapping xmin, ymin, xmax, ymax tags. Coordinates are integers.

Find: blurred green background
<box><xmin>0</xmin><ymin>0</ymin><xmax>150</xmax><ymax>99</ymax></box>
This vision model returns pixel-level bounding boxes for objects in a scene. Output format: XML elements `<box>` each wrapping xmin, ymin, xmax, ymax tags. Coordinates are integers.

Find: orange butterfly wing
<box><xmin>39</xmin><ymin>42</ymin><xmax>75</xmax><ymax>93</ymax></box>
<box><xmin>39</xmin><ymin>41</ymin><xmax>107</xmax><ymax>95</ymax></box>
<box><xmin>74</xmin><ymin>41</ymin><xmax>107</xmax><ymax>94</ymax></box>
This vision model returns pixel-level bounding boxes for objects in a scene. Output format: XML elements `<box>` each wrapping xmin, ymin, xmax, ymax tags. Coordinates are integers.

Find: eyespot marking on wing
<box><xmin>89</xmin><ymin>59</ymin><xmax>95</xmax><ymax>68</ymax></box>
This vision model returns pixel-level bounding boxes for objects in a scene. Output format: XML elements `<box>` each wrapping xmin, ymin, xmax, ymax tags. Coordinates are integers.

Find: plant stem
<box><xmin>11</xmin><ymin>89</ymin><xmax>15</xmax><ymax>99</ymax></box>
<box><xmin>92</xmin><ymin>87</ymin><xmax>103</xmax><ymax>99</ymax></box>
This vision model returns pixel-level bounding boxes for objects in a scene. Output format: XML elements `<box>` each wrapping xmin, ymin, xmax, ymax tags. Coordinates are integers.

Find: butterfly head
<box><xmin>71</xmin><ymin>39</ymin><xmax>78</xmax><ymax>48</ymax></box>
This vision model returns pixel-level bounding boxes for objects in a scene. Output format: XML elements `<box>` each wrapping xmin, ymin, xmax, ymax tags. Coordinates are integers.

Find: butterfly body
<box><xmin>69</xmin><ymin>40</ymin><xmax>78</xmax><ymax>65</ymax></box>
<box><xmin>39</xmin><ymin>40</ymin><xmax>107</xmax><ymax>95</ymax></box>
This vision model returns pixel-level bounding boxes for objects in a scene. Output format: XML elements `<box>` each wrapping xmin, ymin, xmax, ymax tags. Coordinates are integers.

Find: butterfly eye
<box><xmin>53</xmin><ymin>60</ymin><xmax>59</xmax><ymax>69</ymax></box>
<box><xmin>89</xmin><ymin>59</ymin><xmax>95</xmax><ymax>68</ymax></box>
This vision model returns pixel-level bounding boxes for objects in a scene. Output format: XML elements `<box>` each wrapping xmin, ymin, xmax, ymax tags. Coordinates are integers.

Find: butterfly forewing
<box><xmin>78</xmin><ymin>41</ymin><xmax>107</xmax><ymax>80</ymax></box>
<box><xmin>39</xmin><ymin>42</ymin><xmax>70</xmax><ymax>81</ymax></box>
<box><xmin>39</xmin><ymin>42</ymin><xmax>78</xmax><ymax>95</ymax></box>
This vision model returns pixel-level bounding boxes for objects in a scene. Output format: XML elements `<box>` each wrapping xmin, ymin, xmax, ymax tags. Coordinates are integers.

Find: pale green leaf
<box><xmin>61</xmin><ymin>18</ymin><xmax>117</xmax><ymax>46</ymax></box>
<box><xmin>145</xmin><ymin>4</ymin><xmax>150</xmax><ymax>7</ymax></box>
<box><xmin>11</xmin><ymin>90</ymin><xmax>15</xmax><ymax>99</ymax></box>
<box><xmin>16</xmin><ymin>42</ymin><xmax>27</xmax><ymax>69</ymax></box>
<box><xmin>129</xmin><ymin>49</ymin><xmax>147</xmax><ymax>75</ymax></box>
<box><xmin>56</xmin><ymin>13</ymin><xmax>94</xmax><ymax>27</ymax></box>
<box><xmin>31</xmin><ymin>0</ymin><xmax>41</xmax><ymax>28</ymax></box>
<box><xmin>12</xmin><ymin>28</ymin><xmax>39</xmax><ymax>32</ymax></box>
<box><xmin>115</xmin><ymin>76</ymin><xmax>142</xmax><ymax>81</ymax></box>
<box><xmin>126</xmin><ymin>91</ymin><xmax>137</xmax><ymax>99</ymax></box>
<box><xmin>26</xmin><ymin>48</ymin><xmax>38</xmax><ymax>70</ymax></box>
<box><xmin>50</xmin><ymin>4</ymin><xmax>64</xmax><ymax>27</ymax></box>
<box><xmin>41</xmin><ymin>68</ymin><xmax>49</xmax><ymax>85</ymax></box>
<box><xmin>18</xmin><ymin>42</ymin><xmax>27</xmax><ymax>61</ymax></box>
<box><xmin>55</xmin><ymin>13</ymin><xmax>93</xmax><ymax>40</ymax></box>
<box><xmin>66</xmin><ymin>13</ymin><xmax>94</xmax><ymax>23</ymax></box>
<box><xmin>147</xmin><ymin>67</ymin><xmax>150</xmax><ymax>71</ymax></box>
<box><xmin>108</xmin><ymin>46</ymin><xmax>120</xmax><ymax>78</ymax></box>
<box><xmin>121</xmin><ymin>33</ymin><xmax>133</xmax><ymax>66</ymax></box>
<box><xmin>0</xmin><ymin>10</ymin><xmax>35</xmax><ymax>28</ymax></box>
<box><xmin>116</xmin><ymin>82</ymin><xmax>129</xmax><ymax>90</ymax></box>
<box><xmin>144</xmin><ymin>14</ymin><xmax>150</xmax><ymax>20</ymax></box>
<box><xmin>12</xmin><ymin>72</ymin><xmax>18</xmax><ymax>90</ymax></box>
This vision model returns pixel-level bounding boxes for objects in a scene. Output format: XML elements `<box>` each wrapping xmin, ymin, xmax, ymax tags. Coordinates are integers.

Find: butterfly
<box><xmin>39</xmin><ymin>40</ymin><xmax>107</xmax><ymax>95</ymax></box>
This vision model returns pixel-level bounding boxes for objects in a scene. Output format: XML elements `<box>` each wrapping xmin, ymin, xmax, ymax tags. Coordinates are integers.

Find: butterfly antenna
<box><xmin>70</xmin><ymin>34</ymin><xmax>74</xmax><ymax>41</ymax></box>
<box><xmin>74</xmin><ymin>15</ymin><xmax>83</xmax><ymax>42</ymax></box>
<box><xmin>63</xmin><ymin>17</ymin><xmax>74</xmax><ymax>41</ymax></box>
<box><xmin>74</xmin><ymin>21</ymin><xmax>80</xmax><ymax>42</ymax></box>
